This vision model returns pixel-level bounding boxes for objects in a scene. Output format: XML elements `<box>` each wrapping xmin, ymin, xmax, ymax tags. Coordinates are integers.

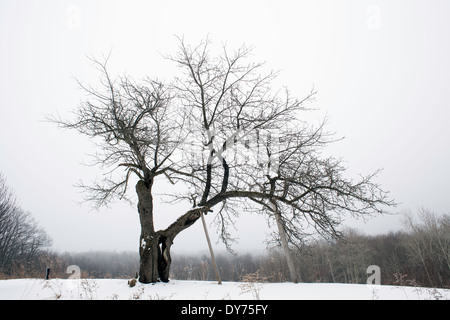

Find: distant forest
<box><xmin>2</xmin><ymin>209</ymin><xmax>448</xmax><ymax>289</ymax></box>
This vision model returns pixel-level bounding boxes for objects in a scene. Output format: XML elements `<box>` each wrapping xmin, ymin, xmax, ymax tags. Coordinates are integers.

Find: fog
<box><xmin>1</xmin><ymin>0</ymin><xmax>449</xmax><ymax>254</ymax></box>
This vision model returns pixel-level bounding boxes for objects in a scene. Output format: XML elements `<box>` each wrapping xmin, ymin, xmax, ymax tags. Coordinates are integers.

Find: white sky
<box><xmin>1</xmin><ymin>0</ymin><xmax>449</xmax><ymax>254</ymax></box>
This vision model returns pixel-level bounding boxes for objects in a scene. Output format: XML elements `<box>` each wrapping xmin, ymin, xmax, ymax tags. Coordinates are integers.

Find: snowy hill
<box><xmin>0</xmin><ymin>278</ymin><xmax>448</xmax><ymax>300</ymax></box>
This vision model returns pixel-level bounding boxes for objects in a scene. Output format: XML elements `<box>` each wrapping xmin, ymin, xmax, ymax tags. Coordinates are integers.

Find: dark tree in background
<box><xmin>0</xmin><ymin>173</ymin><xmax>52</xmax><ymax>276</ymax></box>
<box><xmin>49</xmin><ymin>39</ymin><xmax>394</xmax><ymax>283</ymax></box>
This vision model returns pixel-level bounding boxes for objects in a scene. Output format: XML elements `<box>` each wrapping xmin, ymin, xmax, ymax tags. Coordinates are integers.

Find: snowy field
<box><xmin>0</xmin><ymin>278</ymin><xmax>448</xmax><ymax>300</ymax></box>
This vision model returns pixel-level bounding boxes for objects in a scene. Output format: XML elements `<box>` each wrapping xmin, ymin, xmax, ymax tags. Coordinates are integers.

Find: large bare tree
<box><xmin>49</xmin><ymin>39</ymin><xmax>394</xmax><ymax>283</ymax></box>
<box><xmin>49</xmin><ymin>54</ymin><xmax>186</xmax><ymax>283</ymax></box>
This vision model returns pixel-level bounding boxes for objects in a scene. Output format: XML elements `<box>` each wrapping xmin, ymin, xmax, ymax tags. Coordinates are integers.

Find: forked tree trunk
<box><xmin>136</xmin><ymin>179</ymin><xmax>199</xmax><ymax>283</ymax></box>
<box><xmin>138</xmin><ymin>231</ymin><xmax>173</xmax><ymax>283</ymax></box>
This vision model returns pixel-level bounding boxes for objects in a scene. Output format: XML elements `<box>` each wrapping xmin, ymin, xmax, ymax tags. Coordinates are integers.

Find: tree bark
<box><xmin>136</xmin><ymin>179</ymin><xmax>160</xmax><ymax>283</ymax></box>
<box><xmin>158</xmin><ymin>235</ymin><xmax>173</xmax><ymax>282</ymax></box>
<box><xmin>138</xmin><ymin>233</ymin><xmax>160</xmax><ymax>283</ymax></box>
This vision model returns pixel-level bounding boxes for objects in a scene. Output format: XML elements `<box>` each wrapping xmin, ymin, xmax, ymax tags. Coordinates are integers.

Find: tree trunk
<box><xmin>138</xmin><ymin>232</ymin><xmax>160</xmax><ymax>283</ymax></box>
<box><xmin>136</xmin><ymin>179</ymin><xmax>160</xmax><ymax>284</ymax></box>
<box><xmin>136</xmin><ymin>180</ymin><xmax>203</xmax><ymax>283</ymax></box>
<box><xmin>157</xmin><ymin>206</ymin><xmax>208</xmax><ymax>282</ymax></box>
<box><xmin>139</xmin><ymin>232</ymin><xmax>173</xmax><ymax>283</ymax></box>
<box><xmin>158</xmin><ymin>235</ymin><xmax>173</xmax><ymax>282</ymax></box>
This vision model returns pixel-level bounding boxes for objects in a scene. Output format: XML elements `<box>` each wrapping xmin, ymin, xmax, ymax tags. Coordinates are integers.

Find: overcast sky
<box><xmin>1</xmin><ymin>0</ymin><xmax>449</xmax><ymax>255</ymax></box>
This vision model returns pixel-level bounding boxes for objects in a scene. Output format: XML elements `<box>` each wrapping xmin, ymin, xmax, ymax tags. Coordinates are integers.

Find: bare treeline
<box><xmin>60</xmin><ymin>251</ymin><xmax>139</xmax><ymax>279</ymax></box>
<box><xmin>16</xmin><ymin>209</ymin><xmax>446</xmax><ymax>289</ymax></box>
<box><xmin>0</xmin><ymin>173</ymin><xmax>52</xmax><ymax>278</ymax></box>
<box><xmin>291</xmin><ymin>211</ymin><xmax>449</xmax><ymax>288</ymax></box>
<box><xmin>170</xmin><ymin>210</ymin><xmax>449</xmax><ymax>288</ymax></box>
<box><xmin>1</xmin><ymin>183</ymin><xmax>448</xmax><ymax>289</ymax></box>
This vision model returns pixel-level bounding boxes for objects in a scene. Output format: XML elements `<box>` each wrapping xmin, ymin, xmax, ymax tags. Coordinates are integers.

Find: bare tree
<box><xmin>48</xmin><ymin>53</ymin><xmax>188</xmax><ymax>283</ymax></box>
<box><xmin>214</xmin><ymin>114</ymin><xmax>395</xmax><ymax>282</ymax></box>
<box><xmin>49</xmin><ymin>39</ymin><xmax>394</xmax><ymax>283</ymax></box>
<box><xmin>163</xmin><ymin>38</ymin><xmax>319</xmax><ymax>247</ymax></box>
<box><xmin>402</xmin><ymin>209</ymin><xmax>450</xmax><ymax>287</ymax></box>
<box><xmin>0</xmin><ymin>173</ymin><xmax>52</xmax><ymax>275</ymax></box>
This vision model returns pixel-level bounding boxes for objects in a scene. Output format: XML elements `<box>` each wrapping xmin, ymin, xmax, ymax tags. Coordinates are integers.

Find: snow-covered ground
<box><xmin>0</xmin><ymin>278</ymin><xmax>448</xmax><ymax>300</ymax></box>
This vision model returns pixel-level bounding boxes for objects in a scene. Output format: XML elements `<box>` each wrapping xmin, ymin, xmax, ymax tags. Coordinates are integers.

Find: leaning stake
<box><xmin>200</xmin><ymin>211</ymin><xmax>222</xmax><ymax>284</ymax></box>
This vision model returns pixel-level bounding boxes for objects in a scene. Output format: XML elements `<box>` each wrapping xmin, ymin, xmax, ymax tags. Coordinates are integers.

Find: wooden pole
<box><xmin>200</xmin><ymin>212</ymin><xmax>222</xmax><ymax>285</ymax></box>
<box><xmin>274</xmin><ymin>210</ymin><xmax>299</xmax><ymax>283</ymax></box>
<box><xmin>271</xmin><ymin>201</ymin><xmax>299</xmax><ymax>283</ymax></box>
